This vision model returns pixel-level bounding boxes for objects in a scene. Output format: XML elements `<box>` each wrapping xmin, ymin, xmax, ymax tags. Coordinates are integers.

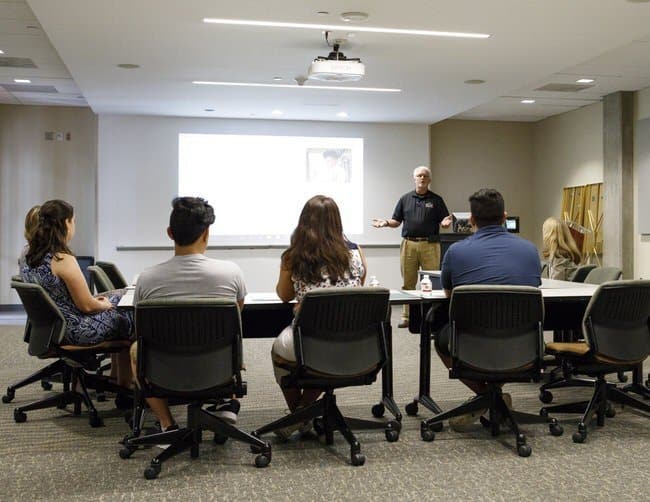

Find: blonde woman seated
<box><xmin>272</xmin><ymin>195</ymin><xmax>367</xmax><ymax>436</ymax></box>
<box><xmin>542</xmin><ymin>217</ymin><xmax>582</xmax><ymax>281</ymax></box>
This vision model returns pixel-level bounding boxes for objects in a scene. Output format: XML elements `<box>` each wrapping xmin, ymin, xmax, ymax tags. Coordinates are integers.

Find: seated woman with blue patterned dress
<box><xmin>19</xmin><ymin>199</ymin><xmax>134</xmax><ymax>389</ymax></box>
<box><xmin>271</xmin><ymin>195</ymin><xmax>368</xmax><ymax>439</ymax></box>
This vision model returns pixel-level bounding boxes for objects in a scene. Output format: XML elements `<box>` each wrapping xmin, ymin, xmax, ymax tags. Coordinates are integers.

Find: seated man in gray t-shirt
<box><xmin>131</xmin><ymin>197</ymin><xmax>247</xmax><ymax>432</ymax></box>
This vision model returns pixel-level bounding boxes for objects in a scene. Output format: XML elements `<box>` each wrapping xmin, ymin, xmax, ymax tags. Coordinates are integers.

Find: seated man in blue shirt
<box><xmin>435</xmin><ymin>188</ymin><xmax>541</xmax><ymax>428</ymax></box>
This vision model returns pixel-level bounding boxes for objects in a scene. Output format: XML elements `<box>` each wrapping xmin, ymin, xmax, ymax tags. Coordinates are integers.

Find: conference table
<box><xmin>118</xmin><ymin>288</ymin><xmax>422</xmax><ymax>422</ymax></box>
<box><xmin>403</xmin><ymin>278</ymin><xmax>600</xmax><ymax>416</ymax></box>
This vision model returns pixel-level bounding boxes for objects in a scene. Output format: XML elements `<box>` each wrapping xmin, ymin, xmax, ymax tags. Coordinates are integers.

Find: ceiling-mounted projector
<box><xmin>308</xmin><ymin>42</ymin><xmax>365</xmax><ymax>82</ymax></box>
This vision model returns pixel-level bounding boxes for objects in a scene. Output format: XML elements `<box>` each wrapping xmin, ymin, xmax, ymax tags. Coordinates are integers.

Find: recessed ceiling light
<box><xmin>576</xmin><ymin>78</ymin><xmax>595</xmax><ymax>84</ymax></box>
<box><xmin>521</xmin><ymin>99</ymin><xmax>536</xmax><ymax>104</ymax></box>
<box><xmin>25</xmin><ymin>25</ymin><xmax>40</xmax><ymax>30</ymax></box>
<box><xmin>316</xmin><ymin>11</ymin><xmax>329</xmax><ymax>15</ymax></box>
<box><xmin>273</xmin><ymin>76</ymin><xmax>283</xmax><ymax>81</ymax></box>
<box><xmin>0</xmin><ymin>49</ymin><xmax>4</xmax><ymax>54</ymax></box>
<box><xmin>14</xmin><ymin>78</ymin><xmax>31</xmax><ymax>83</ymax></box>
<box><xmin>117</xmin><ymin>63</ymin><xmax>140</xmax><ymax>69</ymax></box>
<box><xmin>271</xmin><ymin>109</ymin><xmax>283</xmax><ymax>115</ymax></box>
<box><xmin>203</xmin><ymin>18</ymin><xmax>490</xmax><ymax>39</ymax></box>
<box><xmin>340</xmin><ymin>12</ymin><xmax>368</xmax><ymax>23</ymax></box>
<box><xmin>193</xmin><ymin>81</ymin><xmax>401</xmax><ymax>93</ymax></box>
<box><xmin>336</xmin><ymin>111</ymin><xmax>349</xmax><ymax>118</ymax></box>
<box><xmin>464</xmin><ymin>79</ymin><xmax>486</xmax><ymax>84</ymax></box>
<box><xmin>204</xmin><ymin>108</ymin><xmax>215</xmax><ymax>112</ymax></box>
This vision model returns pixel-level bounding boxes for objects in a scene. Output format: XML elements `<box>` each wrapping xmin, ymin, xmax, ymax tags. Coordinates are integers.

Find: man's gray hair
<box><xmin>413</xmin><ymin>166</ymin><xmax>431</xmax><ymax>177</ymax></box>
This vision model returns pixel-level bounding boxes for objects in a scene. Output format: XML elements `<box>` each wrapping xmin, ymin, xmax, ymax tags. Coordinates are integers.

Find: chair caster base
<box><xmin>371</xmin><ymin>403</ymin><xmax>385</xmax><ymax>418</ymax></box>
<box><xmin>516</xmin><ymin>434</ymin><xmax>531</xmax><ymax>457</ymax></box>
<box><xmin>572</xmin><ymin>424</ymin><xmax>587</xmax><ymax>443</ymax></box>
<box><xmin>539</xmin><ymin>390</ymin><xmax>553</xmax><ymax>404</ymax></box>
<box><xmin>144</xmin><ymin>461</ymin><xmax>161</xmax><ymax>480</ymax></box>
<box><xmin>405</xmin><ymin>401</ymin><xmax>418</xmax><ymax>416</ymax></box>
<box><xmin>14</xmin><ymin>409</ymin><xmax>27</xmax><ymax>423</ymax></box>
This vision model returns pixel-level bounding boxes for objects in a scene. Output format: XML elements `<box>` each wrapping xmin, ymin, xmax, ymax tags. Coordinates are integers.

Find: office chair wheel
<box><xmin>119</xmin><ymin>446</ymin><xmax>136</xmax><ymax>459</ymax></box>
<box><xmin>144</xmin><ymin>461</ymin><xmax>161</xmax><ymax>480</ymax></box>
<box><xmin>89</xmin><ymin>412</ymin><xmax>104</xmax><ymax>428</ymax></box>
<box><xmin>617</xmin><ymin>371</ymin><xmax>628</xmax><ymax>383</ymax></box>
<box><xmin>605</xmin><ymin>403</ymin><xmax>616</xmax><ymax>418</ymax></box>
<box><xmin>254</xmin><ymin>453</ymin><xmax>271</xmax><ymax>468</ymax></box>
<box><xmin>351</xmin><ymin>453</ymin><xmax>366</xmax><ymax>466</ymax></box>
<box><xmin>371</xmin><ymin>403</ymin><xmax>385</xmax><ymax>418</ymax></box>
<box><xmin>2</xmin><ymin>390</ymin><xmax>14</xmax><ymax>403</ymax></box>
<box><xmin>14</xmin><ymin>409</ymin><xmax>27</xmax><ymax>423</ymax></box>
<box><xmin>385</xmin><ymin>422</ymin><xmax>400</xmax><ymax>443</ymax></box>
<box><xmin>56</xmin><ymin>398</ymin><xmax>68</xmax><ymax>410</ymax></box>
<box><xmin>96</xmin><ymin>393</ymin><xmax>107</xmax><ymax>402</ymax></box>
<box><xmin>405</xmin><ymin>401</ymin><xmax>418</xmax><ymax>416</ymax></box>
<box><xmin>213</xmin><ymin>433</ymin><xmax>228</xmax><ymax>445</ymax></box>
<box><xmin>539</xmin><ymin>390</ymin><xmax>553</xmax><ymax>404</ymax></box>
<box><xmin>517</xmin><ymin>443</ymin><xmax>532</xmax><ymax>457</ymax></box>
<box><xmin>539</xmin><ymin>407</ymin><xmax>549</xmax><ymax>418</ymax></box>
<box><xmin>420</xmin><ymin>422</ymin><xmax>435</xmax><ymax>442</ymax></box>
<box><xmin>41</xmin><ymin>380</ymin><xmax>53</xmax><ymax>391</ymax></box>
<box><xmin>572</xmin><ymin>424</ymin><xmax>587</xmax><ymax>443</ymax></box>
<box><xmin>549</xmin><ymin>421</ymin><xmax>564</xmax><ymax>437</ymax></box>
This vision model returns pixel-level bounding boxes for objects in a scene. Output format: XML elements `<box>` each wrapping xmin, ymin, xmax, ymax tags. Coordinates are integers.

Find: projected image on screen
<box><xmin>179</xmin><ymin>134</ymin><xmax>363</xmax><ymax>244</ymax></box>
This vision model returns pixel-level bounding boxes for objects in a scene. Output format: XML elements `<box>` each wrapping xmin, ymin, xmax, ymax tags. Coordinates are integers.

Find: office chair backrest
<box><xmin>294</xmin><ymin>287</ymin><xmax>390</xmax><ymax>377</ymax></box>
<box><xmin>584</xmin><ymin>266</ymin><xmax>622</xmax><ymax>285</ymax></box>
<box><xmin>569</xmin><ymin>264</ymin><xmax>597</xmax><ymax>283</ymax></box>
<box><xmin>11</xmin><ymin>281</ymin><xmax>66</xmax><ymax>357</ymax></box>
<box><xmin>449</xmin><ymin>285</ymin><xmax>544</xmax><ymax>372</ymax></box>
<box><xmin>96</xmin><ymin>261</ymin><xmax>128</xmax><ymax>289</ymax></box>
<box><xmin>75</xmin><ymin>255</ymin><xmax>95</xmax><ymax>290</ymax></box>
<box><xmin>582</xmin><ymin>280</ymin><xmax>650</xmax><ymax>363</ymax></box>
<box><xmin>135</xmin><ymin>298</ymin><xmax>243</xmax><ymax>393</ymax></box>
<box><xmin>11</xmin><ymin>275</ymin><xmax>23</xmax><ymax>282</ymax></box>
<box><xmin>87</xmin><ymin>265</ymin><xmax>114</xmax><ymax>294</ymax></box>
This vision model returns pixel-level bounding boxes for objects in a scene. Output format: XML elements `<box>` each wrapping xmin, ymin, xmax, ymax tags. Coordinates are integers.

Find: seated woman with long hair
<box><xmin>272</xmin><ymin>195</ymin><xmax>367</xmax><ymax>436</ymax></box>
<box><xmin>20</xmin><ymin>199</ymin><xmax>134</xmax><ymax>388</ymax></box>
<box><xmin>542</xmin><ymin>216</ymin><xmax>582</xmax><ymax>281</ymax></box>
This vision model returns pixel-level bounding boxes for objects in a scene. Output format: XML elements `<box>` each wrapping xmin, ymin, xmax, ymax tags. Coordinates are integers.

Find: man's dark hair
<box><xmin>169</xmin><ymin>197</ymin><xmax>215</xmax><ymax>246</ymax></box>
<box><xmin>469</xmin><ymin>188</ymin><xmax>505</xmax><ymax>228</ymax></box>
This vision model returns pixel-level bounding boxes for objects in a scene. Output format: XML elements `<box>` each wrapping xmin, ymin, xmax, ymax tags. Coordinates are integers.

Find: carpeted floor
<box><xmin>0</xmin><ymin>308</ymin><xmax>648</xmax><ymax>501</ymax></box>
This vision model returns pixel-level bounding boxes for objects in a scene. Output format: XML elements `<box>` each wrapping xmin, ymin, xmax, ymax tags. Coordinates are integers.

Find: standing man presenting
<box><xmin>373</xmin><ymin>166</ymin><xmax>452</xmax><ymax>328</ymax></box>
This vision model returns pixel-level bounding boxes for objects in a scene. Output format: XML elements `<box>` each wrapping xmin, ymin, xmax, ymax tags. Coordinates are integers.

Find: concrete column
<box><xmin>602</xmin><ymin>91</ymin><xmax>634</xmax><ymax>278</ymax></box>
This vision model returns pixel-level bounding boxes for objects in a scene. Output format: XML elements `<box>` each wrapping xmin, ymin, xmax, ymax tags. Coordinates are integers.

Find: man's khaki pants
<box><xmin>400</xmin><ymin>239</ymin><xmax>441</xmax><ymax>321</ymax></box>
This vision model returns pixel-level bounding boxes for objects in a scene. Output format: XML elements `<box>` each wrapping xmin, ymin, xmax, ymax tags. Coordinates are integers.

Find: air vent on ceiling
<box><xmin>535</xmin><ymin>83</ymin><xmax>594</xmax><ymax>92</ymax></box>
<box><xmin>0</xmin><ymin>57</ymin><xmax>37</xmax><ymax>68</ymax></box>
<box><xmin>1</xmin><ymin>84</ymin><xmax>58</xmax><ymax>93</ymax></box>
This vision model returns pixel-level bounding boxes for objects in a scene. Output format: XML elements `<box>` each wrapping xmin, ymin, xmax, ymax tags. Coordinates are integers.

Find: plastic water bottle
<box><xmin>368</xmin><ymin>275</ymin><xmax>380</xmax><ymax>287</ymax></box>
<box><xmin>420</xmin><ymin>274</ymin><xmax>432</xmax><ymax>297</ymax></box>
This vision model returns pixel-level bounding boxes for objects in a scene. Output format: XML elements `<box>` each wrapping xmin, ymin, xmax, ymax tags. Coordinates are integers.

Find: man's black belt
<box><xmin>404</xmin><ymin>236</ymin><xmax>429</xmax><ymax>242</ymax></box>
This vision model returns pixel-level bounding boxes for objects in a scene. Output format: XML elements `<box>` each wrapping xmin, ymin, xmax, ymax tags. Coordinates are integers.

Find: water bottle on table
<box><xmin>420</xmin><ymin>274</ymin><xmax>432</xmax><ymax>297</ymax></box>
<box><xmin>368</xmin><ymin>276</ymin><xmax>380</xmax><ymax>287</ymax></box>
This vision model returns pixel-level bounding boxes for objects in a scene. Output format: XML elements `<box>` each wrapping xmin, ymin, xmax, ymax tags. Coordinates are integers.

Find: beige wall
<box><xmin>531</xmin><ymin>103</ymin><xmax>604</xmax><ymax>249</ymax></box>
<box><xmin>0</xmin><ymin>105</ymin><xmax>97</xmax><ymax>304</ymax></box>
<box><xmin>429</xmin><ymin>120</ymin><xmax>535</xmax><ymax>241</ymax></box>
<box><xmin>634</xmin><ymin>87</ymin><xmax>650</xmax><ymax>280</ymax></box>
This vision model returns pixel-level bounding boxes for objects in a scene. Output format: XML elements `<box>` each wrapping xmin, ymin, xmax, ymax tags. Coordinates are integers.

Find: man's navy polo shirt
<box><xmin>392</xmin><ymin>190</ymin><xmax>449</xmax><ymax>239</ymax></box>
<box><xmin>440</xmin><ymin>225</ymin><xmax>541</xmax><ymax>290</ymax></box>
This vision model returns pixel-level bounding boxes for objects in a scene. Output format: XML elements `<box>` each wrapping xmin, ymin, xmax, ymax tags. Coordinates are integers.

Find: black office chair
<box><xmin>3</xmin><ymin>277</ymin><xmax>58</xmax><ymax>403</ymax></box>
<box><xmin>252</xmin><ymin>287</ymin><xmax>398</xmax><ymax>466</ymax></box>
<box><xmin>88</xmin><ymin>265</ymin><xmax>115</xmax><ymax>294</ymax></box>
<box><xmin>10</xmin><ymin>281</ymin><xmax>131</xmax><ymax>426</ymax></box>
<box><xmin>583</xmin><ymin>266</ymin><xmax>622</xmax><ymax>284</ymax></box>
<box><xmin>541</xmin><ymin>280</ymin><xmax>650</xmax><ymax>443</ymax></box>
<box><xmin>120</xmin><ymin>298</ymin><xmax>271</xmax><ymax>479</ymax></box>
<box><xmin>420</xmin><ymin>285</ymin><xmax>563</xmax><ymax>457</ymax></box>
<box><xmin>96</xmin><ymin>261</ymin><xmax>128</xmax><ymax>289</ymax></box>
<box><xmin>568</xmin><ymin>264</ymin><xmax>597</xmax><ymax>283</ymax></box>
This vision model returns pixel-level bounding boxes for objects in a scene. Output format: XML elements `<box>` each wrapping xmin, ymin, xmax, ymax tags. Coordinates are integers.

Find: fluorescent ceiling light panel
<box><xmin>14</xmin><ymin>78</ymin><xmax>31</xmax><ymax>83</ymax></box>
<box><xmin>520</xmin><ymin>99</ymin><xmax>535</xmax><ymax>104</ymax></box>
<box><xmin>193</xmin><ymin>81</ymin><xmax>401</xmax><ymax>93</ymax></box>
<box><xmin>203</xmin><ymin>18</ymin><xmax>490</xmax><ymax>39</ymax></box>
<box><xmin>576</xmin><ymin>78</ymin><xmax>595</xmax><ymax>84</ymax></box>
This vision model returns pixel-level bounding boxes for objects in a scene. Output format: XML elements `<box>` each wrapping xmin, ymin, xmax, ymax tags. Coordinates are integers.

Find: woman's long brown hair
<box><xmin>282</xmin><ymin>195</ymin><xmax>351</xmax><ymax>284</ymax></box>
<box><xmin>26</xmin><ymin>199</ymin><xmax>74</xmax><ymax>268</ymax></box>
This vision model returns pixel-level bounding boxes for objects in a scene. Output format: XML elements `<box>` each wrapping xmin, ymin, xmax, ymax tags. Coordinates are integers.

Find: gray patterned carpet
<box><xmin>0</xmin><ymin>309</ymin><xmax>648</xmax><ymax>501</ymax></box>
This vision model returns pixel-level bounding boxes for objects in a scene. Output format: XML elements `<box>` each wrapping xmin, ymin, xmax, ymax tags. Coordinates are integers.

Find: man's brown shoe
<box><xmin>397</xmin><ymin>319</ymin><xmax>409</xmax><ymax>329</ymax></box>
